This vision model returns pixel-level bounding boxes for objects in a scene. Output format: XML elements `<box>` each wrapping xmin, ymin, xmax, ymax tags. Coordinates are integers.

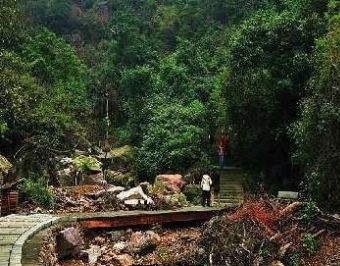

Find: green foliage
<box><xmin>302</xmin><ymin>233</ymin><xmax>318</xmax><ymax>256</ymax></box>
<box><xmin>169</xmin><ymin>193</ymin><xmax>189</xmax><ymax>207</ymax></box>
<box><xmin>259</xmin><ymin>244</ymin><xmax>271</xmax><ymax>258</ymax></box>
<box><xmin>106</xmin><ymin>172</ymin><xmax>135</xmax><ymax>187</ymax></box>
<box><xmin>292</xmin><ymin>1</ymin><xmax>340</xmax><ymax>210</ymax></box>
<box><xmin>23</xmin><ymin>28</ymin><xmax>85</xmax><ymax>84</ymax></box>
<box><xmin>298</xmin><ymin>202</ymin><xmax>320</xmax><ymax>224</ymax></box>
<box><xmin>285</xmin><ymin>253</ymin><xmax>300</xmax><ymax>266</ymax></box>
<box><xmin>110</xmin><ymin>145</ymin><xmax>135</xmax><ymax>166</ymax></box>
<box><xmin>21</xmin><ymin>178</ymin><xmax>55</xmax><ymax>209</ymax></box>
<box><xmin>3</xmin><ymin>0</ymin><xmax>339</xmax><ymax>211</ymax></box>
<box><xmin>0</xmin><ymin>154</ymin><xmax>12</xmax><ymax>172</ymax></box>
<box><xmin>0</xmin><ymin>19</ymin><xmax>90</xmax><ymax>171</ymax></box>
<box><xmin>226</xmin><ymin>1</ymin><xmax>326</xmax><ymax>189</ymax></box>
<box><xmin>0</xmin><ymin>0</ymin><xmax>21</xmax><ymax>49</ymax></box>
<box><xmin>136</xmin><ymin>100</ymin><xmax>208</xmax><ymax>180</ymax></box>
<box><xmin>183</xmin><ymin>184</ymin><xmax>201</xmax><ymax>206</ymax></box>
<box><xmin>73</xmin><ymin>155</ymin><xmax>102</xmax><ymax>172</ymax></box>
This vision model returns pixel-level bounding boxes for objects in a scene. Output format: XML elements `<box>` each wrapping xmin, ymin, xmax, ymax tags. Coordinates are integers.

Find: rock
<box><xmin>93</xmin><ymin>236</ymin><xmax>106</xmax><ymax>246</ymax></box>
<box><xmin>278</xmin><ymin>243</ymin><xmax>292</xmax><ymax>258</ymax></box>
<box><xmin>80</xmin><ymin>171</ymin><xmax>104</xmax><ymax>185</ymax></box>
<box><xmin>117</xmin><ymin>186</ymin><xmax>154</xmax><ymax>205</ymax></box>
<box><xmin>107</xmin><ymin>186</ymin><xmax>126</xmax><ymax>193</ymax></box>
<box><xmin>56</xmin><ymin>227</ymin><xmax>84</xmax><ymax>259</ymax></box>
<box><xmin>57</xmin><ymin>166</ymin><xmax>76</xmax><ymax>186</ymax></box>
<box><xmin>113</xmin><ymin>241</ymin><xmax>128</xmax><ymax>252</ymax></box>
<box><xmin>110</xmin><ymin>172</ymin><xmax>135</xmax><ymax>187</ymax></box>
<box><xmin>60</xmin><ymin>157</ymin><xmax>73</xmax><ymax>165</ymax></box>
<box><xmin>145</xmin><ymin>230</ymin><xmax>161</xmax><ymax>242</ymax></box>
<box><xmin>124</xmin><ymin>198</ymin><xmax>153</xmax><ymax>206</ymax></box>
<box><xmin>271</xmin><ymin>261</ymin><xmax>285</xmax><ymax>266</ymax></box>
<box><xmin>82</xmin><ymin>245</ymin><xmax>101</xmax><ymax>264</ymax></box>
<box><xmin>109</xmin><ymin>230</ymin><xmax>126</xmax><ymax>242</ymax></box>
<box><xmin>128</xmin><ymin>231</ymin><xmax>161</xmax><ymax>255</ymax></box>
<box><xmin>124</xmin><ymin>199</ymin><xmax>142</xmax><ymax>206</ymax></box>
<box><xmin>113</xmin><ymin>254</ymin><xmax>134</xmax><ymax>266</ymax></box>
<box><xmin>155</xmin><ymin>174</ymin><xmax>186</xmax><ymax>194</ymax></box>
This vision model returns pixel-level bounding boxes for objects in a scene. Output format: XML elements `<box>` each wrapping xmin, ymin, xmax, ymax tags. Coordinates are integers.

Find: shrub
<box><xmin>285</xmin><ymin>253</ymin><xmax>300</xmax><ymax>266</ymax></box>
<box><xmin>106</xmin><ymin>172</ymin><xmax>136</xmax><ymax>187</ymax></box>
<box><xmin>21</xmin><ymin>178</ymin><xmax>55</xmax><ymax>209</ymax></box>
<box><xmin>302</xmin><ymin>233</ymin><xmax>318</xmax><ymax>256</ymax></box>
<box><xmin>73</xmin><ymin>155</ymin><xmax>102</xmax><ymax>172</ymax></box>
<box><xmin>170</xmin><ymin>193</ymin><xmax>189</xmax><ymax>207</ymax></box>
<box><xmin>183</xmin><ymin>184</ymin><xmax>201</xmax><ymax>205</ymax></box>
<box><xmin>298</xmin><ymin>201</ymin><xmax>320</xmax><ymax>224</ymax></box>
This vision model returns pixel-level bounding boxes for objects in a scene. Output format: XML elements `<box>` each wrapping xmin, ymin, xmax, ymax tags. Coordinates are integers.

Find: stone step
<box><xmin>219</xmin><ymin>197</ymin><xmax>243</xmax><ymax>201</ymax></box>
<box><xmin>219</xmin><ymin>187</ymin><xmax>243</xmax><ymax>191</ymax></box>
<box><xmin>219</xmin><ymin>182</ymin><xmax>243</xmax><ymax>185</ymax></box>
<box><xmin>216</xmin><ymin>200</ymin><xmax>242</xmax><ymax>204</ymax></box>
<box><xmin>219</xmin><ymin>190</ymin><xmax>243</xmax><ymax>194</ymax></box>
<box><xmin>218</xmin><ymin>198</ymin><xmax>243</xmax><ymax>202</ymax></box>
<box><xmin>219</xmin><ymin>191</ymin><xmax>242</xmax><ymax>194</ymax></box>
<box><xmin>219</xmin><ymin>188</ymin><xmax>243</xmax><ymax>191</ymax></box>
<box><xmin>219</xmin><ymin>195</ymin><xmax>243</xmax><ymax>199</ymax></box>
<box><xmin>219</xmin><ymin>183</ymin><xmax>243</xmax><ymax>187</ymax></box>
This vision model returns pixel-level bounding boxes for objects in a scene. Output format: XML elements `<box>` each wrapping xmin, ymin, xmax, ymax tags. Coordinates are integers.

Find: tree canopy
<box><xmin>2</xmin><ymin>0</ymin><xmax>340</xmax><ymax>210</ymax></box>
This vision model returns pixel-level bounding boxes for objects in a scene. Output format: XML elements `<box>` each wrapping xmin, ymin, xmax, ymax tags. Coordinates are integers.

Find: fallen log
<box><xmin>316</xmin><ymin>214</ymin><xmax>340</xmax><ymax>231</ymax></box>
<box><xmin>279</xmin><ymin>202</ymin><xmax>303</xmax><ymax>218</ymax></box>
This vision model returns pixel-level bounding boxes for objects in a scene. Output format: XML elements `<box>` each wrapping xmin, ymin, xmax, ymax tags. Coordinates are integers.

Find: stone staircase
<box><xmin>213</xmin><ymin>167</ymin><xmax>244</xmax><ymax>206</ymax></box>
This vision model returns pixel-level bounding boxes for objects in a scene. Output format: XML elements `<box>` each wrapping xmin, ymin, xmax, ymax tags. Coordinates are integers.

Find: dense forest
<box><xmin>1</xmin><ymin>0</ymin><xmax>340</xmax><ymax>211</ymax></box>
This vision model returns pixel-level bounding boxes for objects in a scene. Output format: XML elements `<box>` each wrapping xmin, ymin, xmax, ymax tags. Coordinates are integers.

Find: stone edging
<box><xmin>9</xmin><ymin>217</ymin><xmax>60</xmax><ymax>266</ymax></box>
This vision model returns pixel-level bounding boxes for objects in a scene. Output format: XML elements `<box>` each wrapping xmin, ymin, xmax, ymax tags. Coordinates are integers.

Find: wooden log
<box><xmin>81</xmin><ymin>210</ymin><xmax>221</xmax><ymax>229</ymax></box>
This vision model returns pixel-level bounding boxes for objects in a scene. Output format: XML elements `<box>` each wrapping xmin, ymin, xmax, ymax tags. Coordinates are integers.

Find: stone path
<box><xmin>214</xmin><ymin>168</ymin><xmax>244</xmax><ymax>206</ymax></box>
<box><xmin>0</xmin><ymin>214</ymin><xmax>59</xmax><ymax>266</ymax></box>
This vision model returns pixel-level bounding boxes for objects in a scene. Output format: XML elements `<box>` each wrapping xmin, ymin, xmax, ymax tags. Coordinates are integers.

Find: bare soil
<box><xmin>301</xmin><ymin>235</ymin><xmax>340</xmax><ymax>266</ymax></box>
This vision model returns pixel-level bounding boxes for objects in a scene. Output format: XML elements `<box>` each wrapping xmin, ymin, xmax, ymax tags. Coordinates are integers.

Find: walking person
<box><xmin>201</xmin><ymin>173</ymin><xmax>213</xmax><ymax>207</ymax></box>
<box><xmin>218</xmin><ymin>145</ymin><xmax>225</xmax><ymax>168</ymax></box>
<box><xmin>217</xmin><ymin>130</ymin><xmax>230</xmax><ymax>168</ymax></box>
<box><xmin>211</xmin><ymin>169</ymin><xmax>220</xmax><ymax>206</ymax></box>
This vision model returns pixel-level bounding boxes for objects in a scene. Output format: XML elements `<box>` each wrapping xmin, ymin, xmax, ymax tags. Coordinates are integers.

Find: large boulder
<box><xmin>80</xmin><ymin>245</ymin><xmax>101</xmax><ymax>264</ymax></box>
<box><xmin>117</xmin><ymin>186</ymin><xmax>154</xmax><ymax>205</ymax></box>
<box><xmin>56</xmin><ymin>227</ymin><xmax>84</xmax><ymax>259</ymax></box>
<box><xmin>155</xmin><ymin>174</ymin><xmax>186</xmax><ymax>194</ymax></box>
<box><xmin>57</xmin><ymin>166</ymin><xmax>76</xmax><ymax>186</ymax></box>
<box><xmin>79</xmin><ymin>170</ymin><xmax>104</xmax><ymax>185</ymax></box>
<box><xmin>128</xmin><ymin>231</ymin><xmax>161</xmax><ymax>255</ymax></box>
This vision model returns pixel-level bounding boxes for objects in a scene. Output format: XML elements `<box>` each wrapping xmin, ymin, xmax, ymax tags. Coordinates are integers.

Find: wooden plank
<box><xmin>81</xmin><ymin>210</ymin><xmax>221</xmax><ymax>229</ymax></box>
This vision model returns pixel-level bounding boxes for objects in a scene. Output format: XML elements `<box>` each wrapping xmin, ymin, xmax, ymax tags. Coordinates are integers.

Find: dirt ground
<box><xmin>301</xmin><ymin>235</ymin><xmax>340</xmax><ymax>266</ymax></box>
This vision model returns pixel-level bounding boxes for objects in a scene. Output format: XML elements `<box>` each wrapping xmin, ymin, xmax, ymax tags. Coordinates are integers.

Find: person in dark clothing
<box><xmin>211</xmin><ymin>169</ymin><xmax>220</xmax><ymax>205</ymax></box>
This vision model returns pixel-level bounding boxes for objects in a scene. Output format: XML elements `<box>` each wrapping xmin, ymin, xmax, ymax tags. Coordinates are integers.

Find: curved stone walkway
<box><xmin>0</xmin><ymin>214</ymin><xmax>59</xmax><ymax>266</ymax></box>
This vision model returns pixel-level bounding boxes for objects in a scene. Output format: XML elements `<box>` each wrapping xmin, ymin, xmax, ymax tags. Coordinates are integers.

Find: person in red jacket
<box><xmin>217</xmin><ymin>130</ymin><xmax>230</xmax><ymax>168</ymax></box>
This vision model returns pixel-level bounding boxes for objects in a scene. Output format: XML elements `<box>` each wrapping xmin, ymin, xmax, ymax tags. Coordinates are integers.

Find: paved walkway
<box><xmin>214</xmin><ymin>168</ymin><xmax>244</xmax><ymax>206</ymax></box>
<box><xmin>0</xmin><ymin>214</ymin><xmax>58</xmax><ymax>266</ymax></box>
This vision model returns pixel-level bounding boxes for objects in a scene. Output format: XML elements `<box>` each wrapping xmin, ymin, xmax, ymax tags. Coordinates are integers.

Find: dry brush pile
<box><xmin>189</xmin><ymin>198</ymin><xmax>340</xmax><ymax>266</ymax></box>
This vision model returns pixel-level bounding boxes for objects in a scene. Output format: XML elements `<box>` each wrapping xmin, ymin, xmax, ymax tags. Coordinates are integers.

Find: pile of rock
<box><xmin>149</xmin><ymin>174</ymin><xmax>189</xmax><ymax>209</ymax></box>
<box><xmin>55</xmin><ymin>226</ymin><xmax>162</xmax><ymax>266</ymax></box>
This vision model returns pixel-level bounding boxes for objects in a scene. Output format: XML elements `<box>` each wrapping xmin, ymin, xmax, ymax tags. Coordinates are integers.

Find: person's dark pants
<box><xmin>202</xmin><ymin>190</ymin><xmax>211</xmax><ymax>207</ymax></box>
<box><xmin>219</xmin><ymin>155</ymin><xmax>225</xmax><ymax>168</ymax></box>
